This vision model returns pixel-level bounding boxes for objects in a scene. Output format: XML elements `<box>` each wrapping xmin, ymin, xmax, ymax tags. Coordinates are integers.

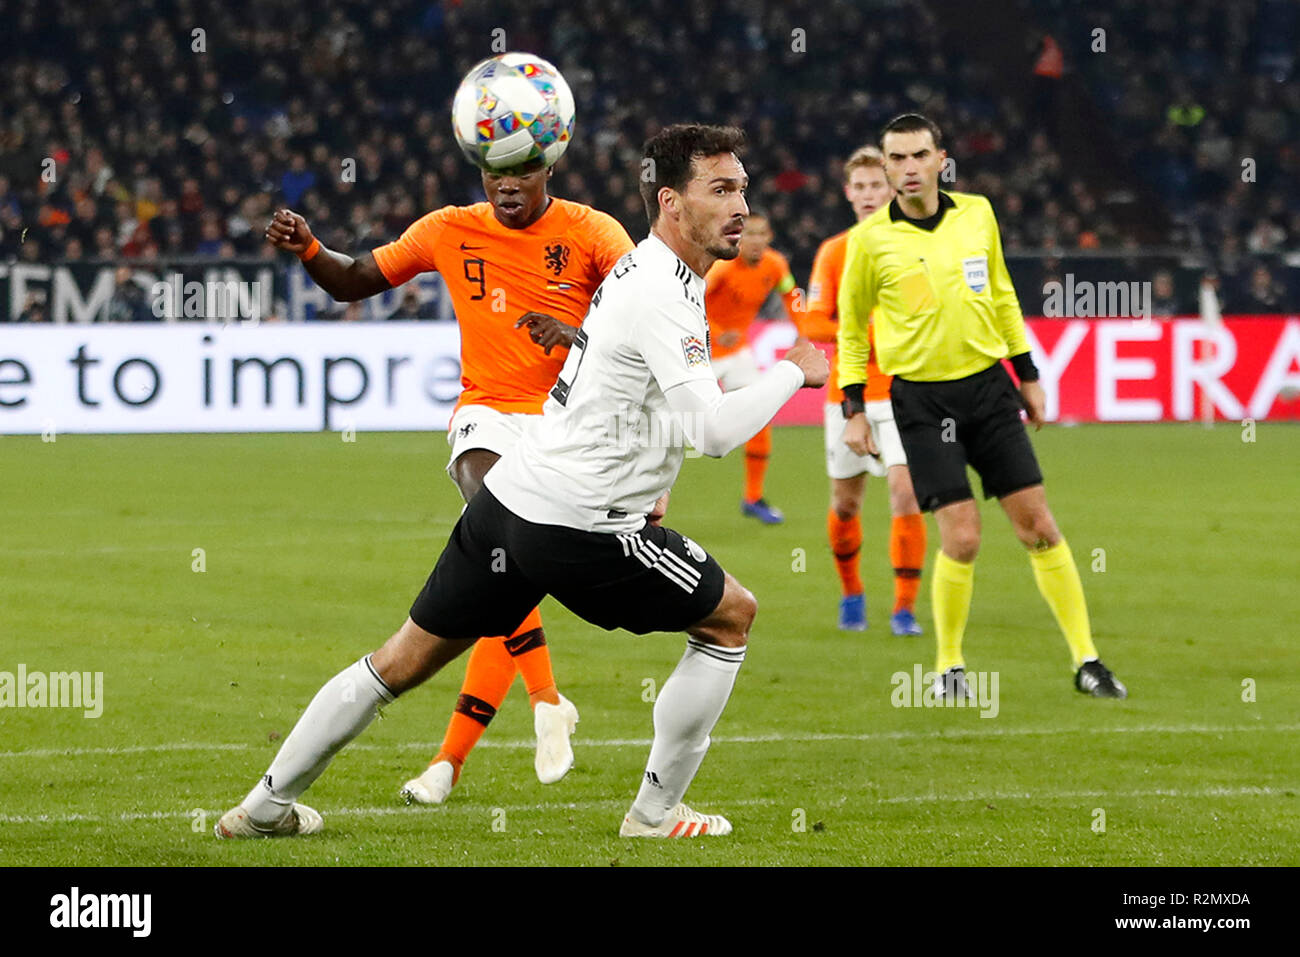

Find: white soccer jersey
<box><xmin>486</xmin><ymin>234</ymin><xmax>718</xmax><ymax>533</ymax></box>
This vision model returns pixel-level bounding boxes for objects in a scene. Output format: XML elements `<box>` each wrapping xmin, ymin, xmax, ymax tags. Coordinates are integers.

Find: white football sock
<box><xmin>242</xmin><ymin>655</ymin><xmax>395</xmax><ymax>826</ymax></box>
<box><xmin>629</xmin><ymin>638</ymin><xmax>746</xmax><ymax>826</ymax></box>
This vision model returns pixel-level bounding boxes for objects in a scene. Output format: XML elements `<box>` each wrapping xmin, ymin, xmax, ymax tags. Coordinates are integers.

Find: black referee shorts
<box><xmin>889</xmin><ymin>362</ymin><xmax>1043</xmax><ymax>512</ymax></box>
<box><xmin>409</xmin><ymin>487</ymin><xmax>727</xmax><ymax>640</ymax></box>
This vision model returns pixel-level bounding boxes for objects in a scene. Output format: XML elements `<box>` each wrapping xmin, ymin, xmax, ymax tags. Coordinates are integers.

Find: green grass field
<box><xmin>2</xmin><ymin>424</ymin><xmax>1297</xmax><ymax>866</ymax></box>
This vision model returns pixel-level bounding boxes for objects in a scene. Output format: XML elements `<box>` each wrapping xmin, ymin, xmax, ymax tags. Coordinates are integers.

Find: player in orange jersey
<box><xmin>798</xmin><ymin>146</ymin><xmax>926</xmax><ymax>634</ymax></box>
<box><xmin>264</xmin><ymin>163</ymin><xmax>634</xmax><ymax>805</ymax></box>
<box><xmin>704</xmin><ymin>212</ymin><xmax>799</xmax><ymax>524</ymax></box>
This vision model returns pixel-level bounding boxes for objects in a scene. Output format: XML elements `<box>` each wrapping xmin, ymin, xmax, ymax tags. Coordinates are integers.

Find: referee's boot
<box><xmin>1075</xmin><ymin>659</ymin><xmax>1128</xmax><ymax>699</ymax></box>
<box><xmin>933</xmin><ymin>666</ymin><xmax>977</xmax><ymax>702</ymax></box>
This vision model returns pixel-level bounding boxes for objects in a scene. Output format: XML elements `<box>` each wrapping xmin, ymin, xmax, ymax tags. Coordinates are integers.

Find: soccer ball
<box><xmin>451</xmin><ymin>53</ymin><xmax>575</xmax><ymax>173</ymax></box>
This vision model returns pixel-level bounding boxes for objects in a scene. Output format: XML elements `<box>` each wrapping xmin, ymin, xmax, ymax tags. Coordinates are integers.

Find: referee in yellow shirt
<box><xmin>837</xmin><ymin>113</ymin><xmax>1125</xmax><ymax>699</ymax></box>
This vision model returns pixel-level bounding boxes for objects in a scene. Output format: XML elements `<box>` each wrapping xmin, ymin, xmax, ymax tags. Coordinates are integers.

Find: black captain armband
<box><xmin>841</xmin><ymin>383</ymin><xmax>866</xmax><ymax>417</ymax></box>
<box><xmin>1010</xmin><ymin>353</ymin><xmax>1040</xmax><ymax>383</ymax></box>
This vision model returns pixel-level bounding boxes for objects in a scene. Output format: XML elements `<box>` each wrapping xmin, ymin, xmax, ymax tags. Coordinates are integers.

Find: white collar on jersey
<box><xmin>643</xmin><ymin>232</ymin><xmax>708</xmax><ymax>284</ymax></box>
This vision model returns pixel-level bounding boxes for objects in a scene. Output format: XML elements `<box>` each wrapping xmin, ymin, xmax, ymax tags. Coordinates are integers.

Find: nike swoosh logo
<box><xmin>460</xmin><ymin>242</ymin><xmax>485</xmax><ymax>251</ymax></box>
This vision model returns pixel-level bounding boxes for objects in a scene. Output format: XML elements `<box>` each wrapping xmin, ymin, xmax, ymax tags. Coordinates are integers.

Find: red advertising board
<box><xmin>767</xmin><ymin>317</ymin><xmax>1300</xmax><ymax>424</ymax></box>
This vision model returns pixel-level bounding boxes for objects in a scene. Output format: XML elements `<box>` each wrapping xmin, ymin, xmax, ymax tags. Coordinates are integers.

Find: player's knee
<box><xmin>738</xmin><ymin>586</ymin><xmax>757</xmax><ymax>633</ymax></box>
<box><xmin>946</xmin><ymin>528</ymin><xmax>981</xmax><ymax>562</ymax></box>
<box><xmin>373</xmin><ymin>621</ymin><xmax>448</xmax><ymax>693</ymax></box>
<box><xmin>888</xmin><ymin>488</ymin><xmax>918</xmax><ymax>516</ymax></box>
<box><xmin>719</xmin><ymin>585</ymin><xmax>757</xmax><ymax>647</ymax></box>
<box><xmin>1019</xmin><ymin>515</ymin><xmax>1061</xmax><ymax>548</ymax></box>
<box><xmin>371</xmin><ymin>634</ymin><xmax>419</xmax><ymax>694</ymax></box>
<box><xmin>885</xmin><ymin>469</ymin><xmax>919</xmax><ymax>516</ymax></box>
<box><xmin>832</xmin><ymin>494</ymin><xmax>860</xmax><ymax>520</ymax></box>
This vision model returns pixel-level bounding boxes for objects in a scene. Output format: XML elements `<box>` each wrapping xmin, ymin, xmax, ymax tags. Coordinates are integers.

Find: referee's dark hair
<box><xmin>640</xmin><ymin>124</ymin><xmax>746</xmax><ymax>225</ymax></box>
<box><xmin>880</xmin><ymin>113</ymin><xmax>944</xmax><ymax>151</ymax></box>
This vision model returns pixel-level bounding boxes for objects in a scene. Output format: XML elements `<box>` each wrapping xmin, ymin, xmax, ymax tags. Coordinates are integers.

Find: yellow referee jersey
<box><xmin>837</xmin><ymin>191</ymin><xmax>1030</xmax><ymax>385</ymax></box>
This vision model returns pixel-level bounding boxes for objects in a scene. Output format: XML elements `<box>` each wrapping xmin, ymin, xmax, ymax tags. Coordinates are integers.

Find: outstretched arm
<box><xmin>662</xmin><ymin>341</ymin><xmax>828</xmax><ymax>458</ymax></box>
<box><xmin>266</xmin><ymin>209</ymin><xmax>392</xmax><ymax>302</ymax></box>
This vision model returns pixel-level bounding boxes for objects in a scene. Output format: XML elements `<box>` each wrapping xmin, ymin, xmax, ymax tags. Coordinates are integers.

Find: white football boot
<box><xmin>214</xmin><ymin>803</ymin><xmax>323</xmax><ymax>838</ymax></box>
<box><xmin>933</xmin><ymin>666</ymin><xmax>977</xmax><ymax>702</ymax></box>
<box><xmin>533</xmin><ymin>693</ymin><xmax>579</xmax><ymax>784</ymax></box>
<box><xmin>619</xmin><ymin>803</ymin><xmax>732</xmax><ymax>838</ymax></box>
<box><xmin>400</xmin><ymin>760</ymin><xmax>456</xmax><ymax>805</ymax></box>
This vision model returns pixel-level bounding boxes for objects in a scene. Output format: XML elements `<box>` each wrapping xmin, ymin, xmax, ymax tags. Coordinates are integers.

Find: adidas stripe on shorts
<box><xmin>409</xmin><ymin>486</ymin><xmax>726</xmax><ymax>639</ymax></box>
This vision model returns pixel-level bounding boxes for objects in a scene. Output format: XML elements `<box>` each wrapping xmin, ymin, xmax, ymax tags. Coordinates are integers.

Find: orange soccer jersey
<box><xmin>372</xmin><ymin>198</ymin><xmax>634</xmax><ymax>414</ymax></box>
<box><xmin>800</xmin><ymin>230</ymin><xmax>890</xmax><ymax>404</ymax></box>
<box><xmin>704</xmin><ymin>248</ymin><xmax>798</xmax><ymax>360</ymax></box>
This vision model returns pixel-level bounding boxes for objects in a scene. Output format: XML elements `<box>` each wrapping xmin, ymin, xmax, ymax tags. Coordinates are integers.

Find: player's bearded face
<box><xmin>680</xmin><ymin>153</ymin><xmax>748</xmax><ymax>261</ymax></box>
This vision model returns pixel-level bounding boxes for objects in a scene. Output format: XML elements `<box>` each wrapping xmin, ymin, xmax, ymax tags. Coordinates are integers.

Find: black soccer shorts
<box><xmin>889</xmin><ymin>361</ymin><xmax>1044</xmax><ymax>512</ymax></box>
<box><xmin>409</xmin><ymin>487</ymin><xmax>727</xmax><ymax>639</ymax></box>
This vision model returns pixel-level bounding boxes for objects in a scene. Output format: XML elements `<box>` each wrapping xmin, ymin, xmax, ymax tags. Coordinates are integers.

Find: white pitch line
<box><xmin>3</xmin><ymin>722</ymin><xmax>1296</xmax><ymax>761</ymax></box>
<box><xmin>0</xmin><ymin>743</ymin><xmax>253</xmax><ymax>760</ymax></box>
<box><xmin>0</xmin><ymin>797</ymin><xmax>778</xmax><ymax>826</ymax></box>
<box><xmin>0</xmin><ymin>527</ymin><xmax>450</xmax><ymax>558</ymax></box>
<box><xmin>0</xmin><ymin>787</ymin><xmax>1290</xmax><ymax>827</ymax></box>
<box><xmin>877</xmin><ymin>784</ymin><xmax>1290</xmax><ymax>804</ymax></box>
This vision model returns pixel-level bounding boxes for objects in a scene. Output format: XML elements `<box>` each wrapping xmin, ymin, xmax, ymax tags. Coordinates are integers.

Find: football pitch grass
<box><xmin>2</xmin><ymin>424</ymin><xmax>1297</xmax><ymax>867</ymax></box>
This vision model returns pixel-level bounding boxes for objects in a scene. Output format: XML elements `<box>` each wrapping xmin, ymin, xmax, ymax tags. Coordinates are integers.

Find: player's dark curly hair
<box><xmin>640</xmin><ymin>124</ymin><xmax>746</xmax><ymax>225</ymax></box>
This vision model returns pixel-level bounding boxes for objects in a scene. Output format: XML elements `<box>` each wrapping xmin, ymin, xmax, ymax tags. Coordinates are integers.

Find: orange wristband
<box><xmin>298</xmin><ymin>238</ymin><xmax>322</xmax><ymax>262</ymax></box>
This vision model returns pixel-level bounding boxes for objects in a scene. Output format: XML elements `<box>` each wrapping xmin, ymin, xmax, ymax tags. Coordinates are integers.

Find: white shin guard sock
<box><xmin>242</xmin><ymin>655</ymin><xmax>395</xmax><ymax>825</ymax></box>
<box><xmin>629</xmin><ymin>638</ymin><xmax>746</xmax><ymax>826</ymax></box>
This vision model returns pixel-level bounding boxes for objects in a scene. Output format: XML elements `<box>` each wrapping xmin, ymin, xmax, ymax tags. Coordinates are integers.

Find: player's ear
<box><xmin>658</xmin><ymin>186</ymin><xmax>677</xmax><ymax>219</ymax></box>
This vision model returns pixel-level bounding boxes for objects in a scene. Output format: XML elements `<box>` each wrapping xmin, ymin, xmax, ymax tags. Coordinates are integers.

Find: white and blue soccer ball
<box><xmin>451</xmin><ymin>53</ymin><xmax>575</xmax><ymax>172</ymax></box>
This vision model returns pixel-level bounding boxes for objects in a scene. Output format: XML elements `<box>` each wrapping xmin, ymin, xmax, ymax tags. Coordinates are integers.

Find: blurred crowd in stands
<box><xmin>1</xmin><ymin>0</ymin><xmax>1296</xmax><ymax>320</ymax></box>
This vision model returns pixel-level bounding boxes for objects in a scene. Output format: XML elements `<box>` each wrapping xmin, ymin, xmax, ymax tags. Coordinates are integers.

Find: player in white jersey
<box><xmin>214</xmin><ymin>124</ymin><xmax>828</xmax><ymax>840</ymax></box>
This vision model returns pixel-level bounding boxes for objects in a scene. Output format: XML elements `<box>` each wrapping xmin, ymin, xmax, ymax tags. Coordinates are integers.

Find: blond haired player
<box><xmin>799</xmin><ymin>146</ymin><xmax>926</xmax><ymax>633</ymax></box>
<box><xmin>262</xmin><ymin>162</ymin><xmax>634</xmax><ymax>808</ymax></box>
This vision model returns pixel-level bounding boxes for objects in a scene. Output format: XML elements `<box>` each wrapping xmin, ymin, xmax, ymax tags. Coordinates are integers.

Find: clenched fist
<box><xmin>783</xmin><ymin>340</ymin><xmax>830</xmax><ymax>388</ymax></box>
<box><xmin>265</xmin><ymin>209</ymin><xmax>314</xmax><ymax>256</ymax></box>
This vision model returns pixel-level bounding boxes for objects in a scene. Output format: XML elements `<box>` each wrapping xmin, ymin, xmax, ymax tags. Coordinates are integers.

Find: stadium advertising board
<box><xmin>1</xmin><ymin>317</ymin><xmax>1296</xmax><ymax>433</ymax></box>
<box><xmin>771</xmin><ymin>317</ymin><xmax>1300</xmax><ymax>426</ymax></box>
<box><xmin>0</xmin><ymin>324</ymin><xmax>463</xmax><ymax>433</ymax></box>
<box><xmin>1024</xmin><ymin>316</ymin><xmax>1300</xmax><ymax>423</ymax></box>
